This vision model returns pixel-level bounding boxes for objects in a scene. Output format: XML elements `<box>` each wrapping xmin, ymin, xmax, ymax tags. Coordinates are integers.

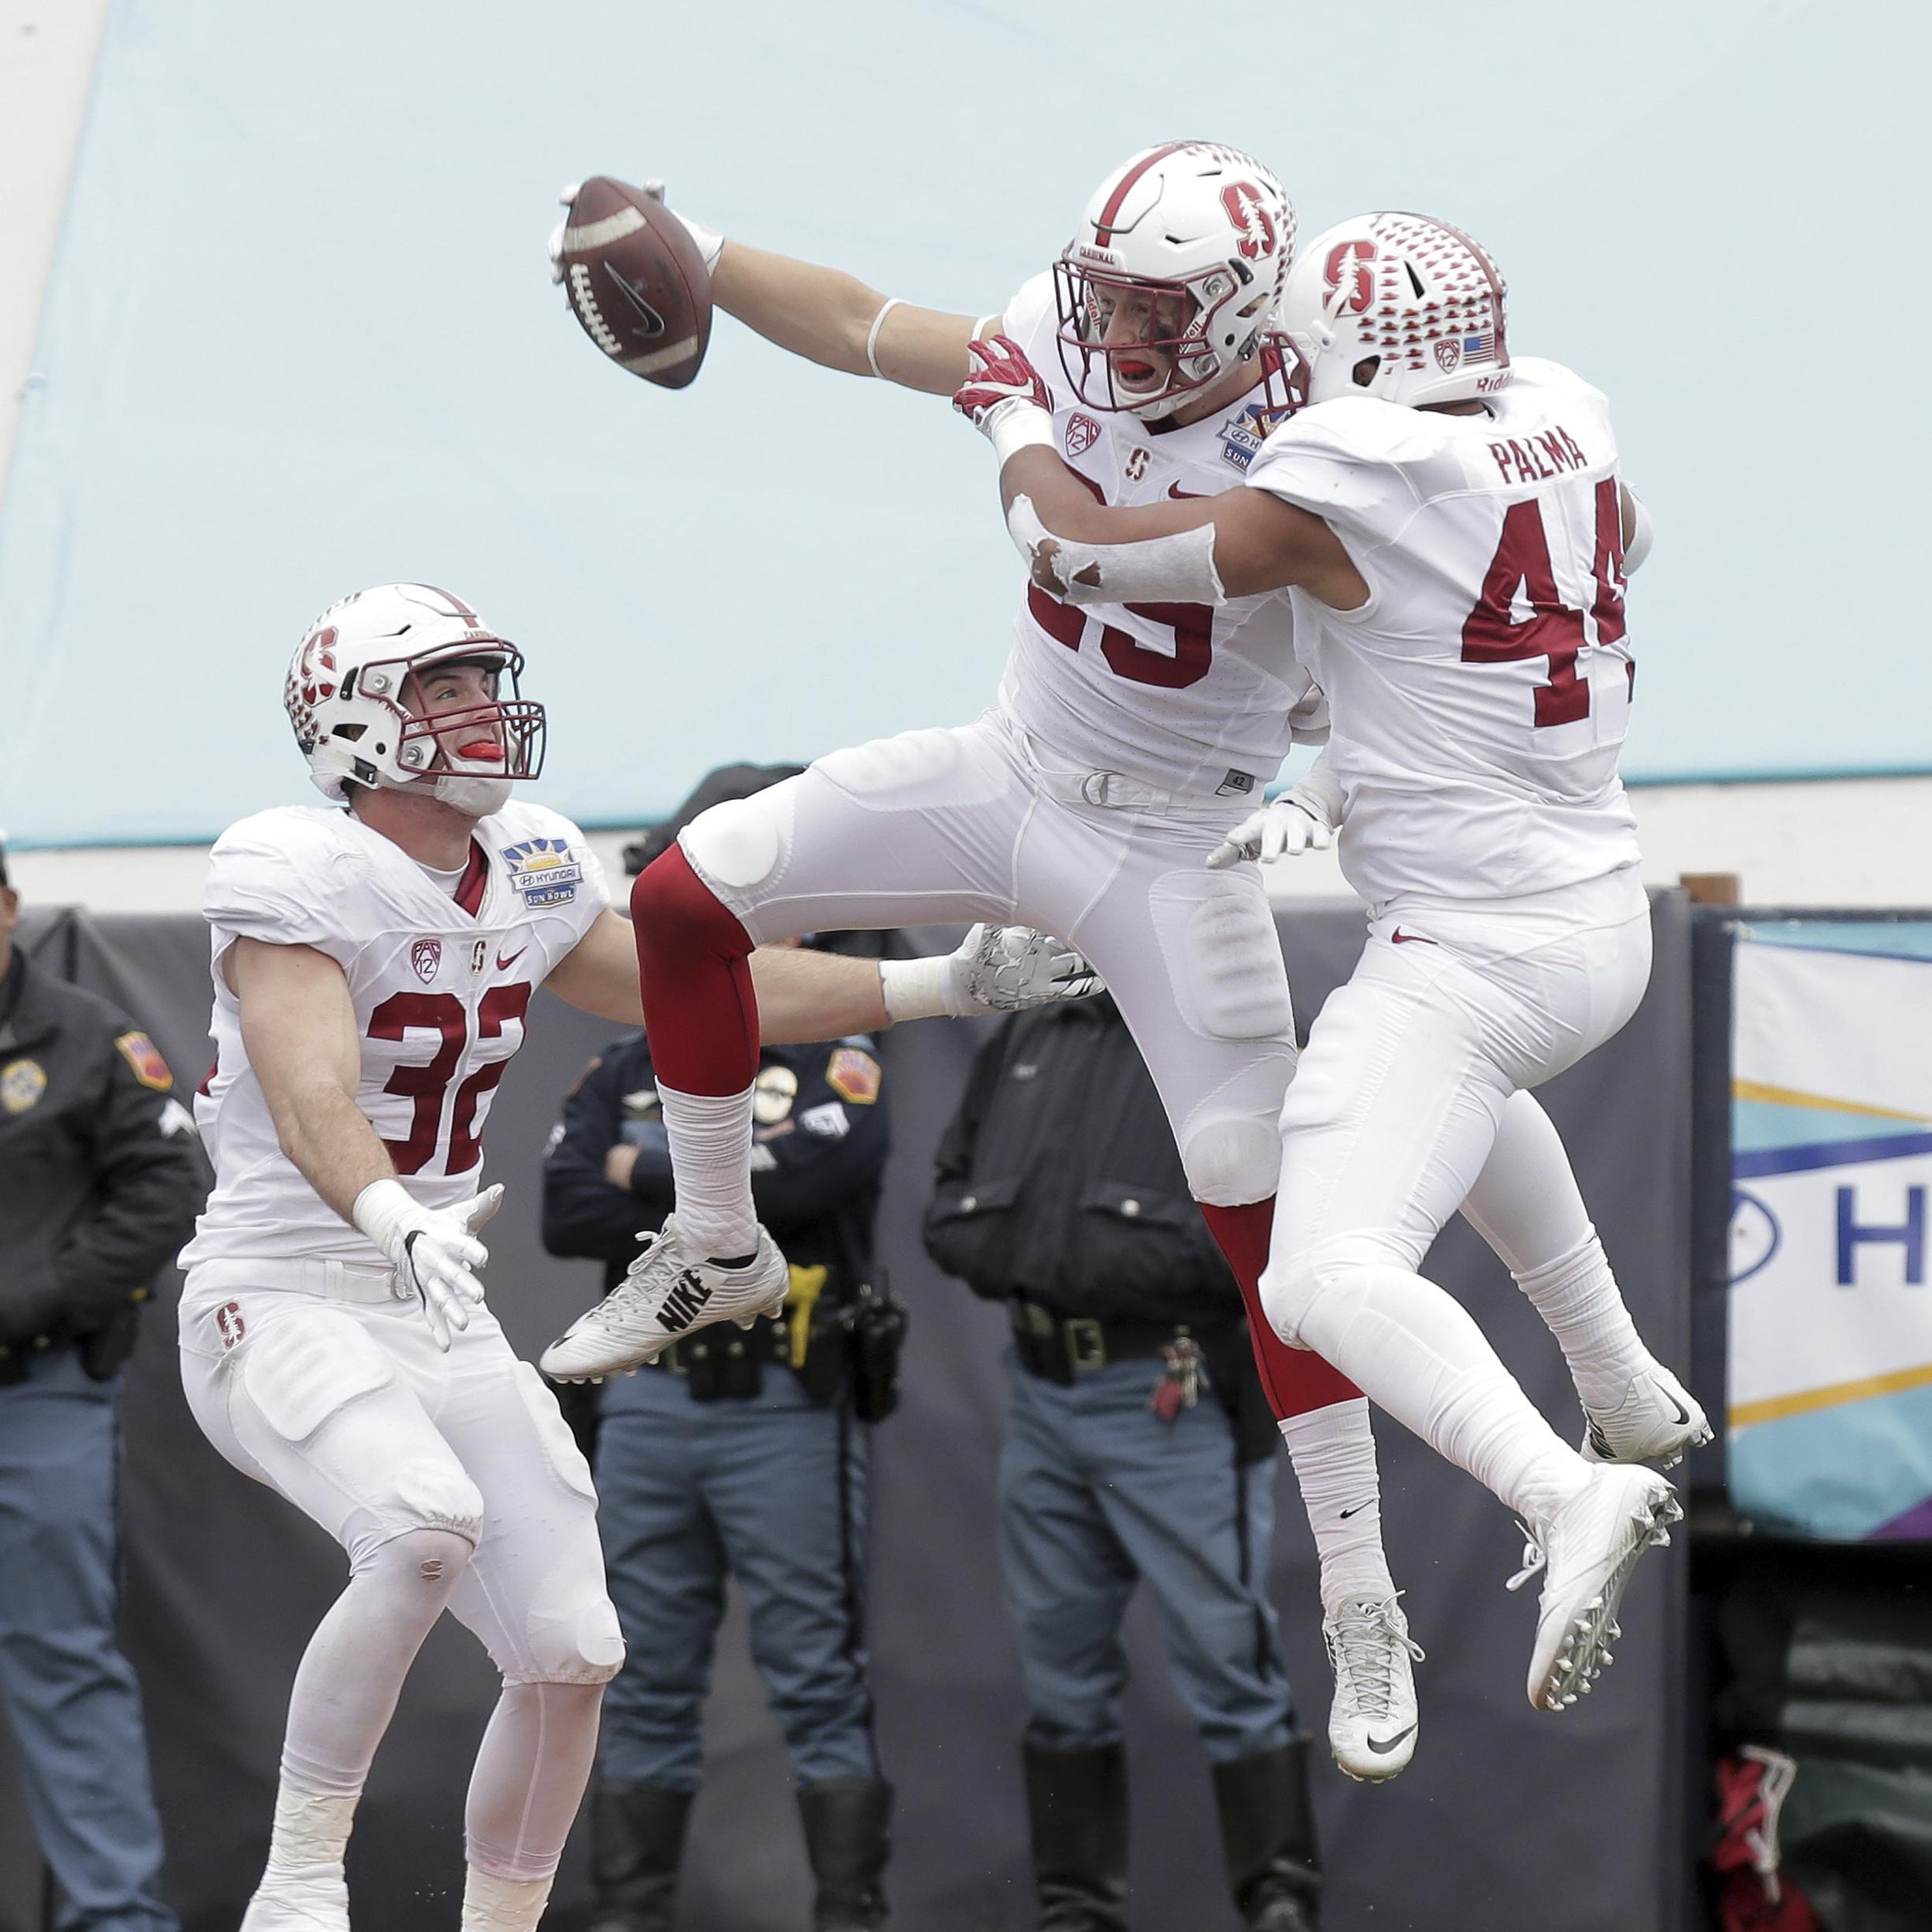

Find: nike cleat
<box><xmin>540</xmin><ymin>1215</ymin><xmax>789</xmax><ymax>1381</ymax></box>
<box><xmin>1323</xmin><ymin>1594</ymin><xmax>1425</xmax><ymax>1781</ymax></box>
<box><xmin>1510</xmin><ymin>1464</ymin><xmax>1682</xmax><ymax>1713</ymax></box>
<box><xmin>240</xmin><ymin>1864</ymin><xmax>350</xmax><ymax>1930</ymax></box>
<box><xmin>1580</xmin><ymin>1362</ymin><xmax>1713</xmax><ymax>1470</ymax></box>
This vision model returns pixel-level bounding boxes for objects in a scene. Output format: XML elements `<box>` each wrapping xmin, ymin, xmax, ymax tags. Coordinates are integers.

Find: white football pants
<box><xmin>1260</xmin><ymin>868</ymin><xmax>1655</xmax><ymax>1517</ymax></box>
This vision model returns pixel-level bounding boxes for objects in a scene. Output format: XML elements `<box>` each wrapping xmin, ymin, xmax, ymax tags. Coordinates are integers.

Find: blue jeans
<box><xmin>0</xmin><ymin>1347</ymin><xmax>176</xmax><ymax>1931</ymax></box>
<box><xmin>1000</xmin><ymin>1352</ymin><xmax>1292</xmax><ymax>1764</ymax></box>
<box><xmin>594</xmin><ymin>1364</ymin><xmax>876</xmax><ymax>1791</ymax></box>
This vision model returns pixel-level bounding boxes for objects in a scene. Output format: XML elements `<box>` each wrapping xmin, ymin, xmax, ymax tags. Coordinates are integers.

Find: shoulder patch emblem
<box><xmin>825</xmin><ymin>1046</ymin><xmax>881</xmax><ymax>1106</ymax></box>
<box><xmin>753</xmin><ymin>1064</ymin><xmax>799</xmax><ymax>1125</ymax></box>
<box><xmin>115</xmin><ymin>1032</ymin><xmax>174</xmax><ymax>1092</ymax></box>
<box><xmin>499</xmin><ymin>838</ymin><xmax>583</xmax><ymax>909</ymax></box>
<box><xmin>411</xmin><ymin>937</ymin><xmax>443</xmax><ymax>983</ymax></box>
<box><xmin>1</xmin><ymin>1058</ymin><xmax>48</xmax><ymax>1114</ymax></box>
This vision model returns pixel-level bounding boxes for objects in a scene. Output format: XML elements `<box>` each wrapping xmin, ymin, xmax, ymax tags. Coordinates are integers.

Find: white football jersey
<box><xmin>181</xmin><ymin>801</ymin><xmax>610</xmax><ymax>1269</ymax></box>
<box><xmin>1245</xmin><ymin>356</ymin><xmax>1641</xmax><ymax>903</ymax></box>
<box><xmin>997</xmin><ymin>273</ymin><xmax>1318</xmax><ymax>804</ymax></box>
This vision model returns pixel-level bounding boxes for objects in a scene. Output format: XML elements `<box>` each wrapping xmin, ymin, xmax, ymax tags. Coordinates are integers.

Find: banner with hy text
<box><xmin>1729</xmin><ymin>921</ymin><xmax>1932</xmax><ymax>1539</ymax></box>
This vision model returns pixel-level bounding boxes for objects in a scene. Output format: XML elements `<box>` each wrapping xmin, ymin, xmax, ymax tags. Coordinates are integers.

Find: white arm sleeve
<box><xmin>1006</xmin><ymin>492</ymin><xmax>1226</xmax><ymax>609</ymax></box>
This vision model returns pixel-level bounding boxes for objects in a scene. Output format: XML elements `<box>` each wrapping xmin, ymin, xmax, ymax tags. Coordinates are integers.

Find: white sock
<box><xmin>1287</xmin><ymin>1261</ymin><xmax>1591</xmax><ymax>1528</ymax></box>
<box><xmin>462</xmin><ymin>1869</ymin><xmax>554</xmax><ymax>1932</ymax></box>
<box><xmin>262</xmin><ymin>1786</ymin><xmax>359</xmax><ymax>1876</ymax></box>
<box><xmin>656</xmin><ymin>1080</ymin><xmax>758</xmax><ymax>1260</ymax></box>
<box><xmin>1512</xmin><ymin>1232</ymin><xmax>1654</xmax><ymax>1417</ymax></box>
<box><xmin>1278</xmin><ymin>1398</ymin><xmax>1396</xmax><ymax>1609</ymax></box>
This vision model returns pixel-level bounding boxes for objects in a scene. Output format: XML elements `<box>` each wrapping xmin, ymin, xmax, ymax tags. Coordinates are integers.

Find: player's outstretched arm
<box><xmin>549</xmin><ymin>911</ymin><xmax>1101</xmax><ymax>1038</ymax></box>
<box><xmin>714</xmin><ymin>240</ymin><xmax>985</xmax><ymax>394</ymax></box>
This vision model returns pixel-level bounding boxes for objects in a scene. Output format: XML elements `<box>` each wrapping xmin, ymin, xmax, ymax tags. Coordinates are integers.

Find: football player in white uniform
<box><xmin>952</xmin><ymin>212</ymin><xmax>1706</xmax><ymax>1716</ymax></box>
<box><xmin>178</xmin><ymin>583</ymin><xmax>1095</xmax><ymax>1932</ymax></box>
<box><xmin>545</xmin><ymin>148</ymin><xmax>1696</xmax><ymax>1774</ymax></box>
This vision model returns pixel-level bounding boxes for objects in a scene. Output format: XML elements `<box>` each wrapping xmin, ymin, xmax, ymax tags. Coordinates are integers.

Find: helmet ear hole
<box><xmin>1352</xmin><ymin>355</ymin><xmax>1381</xmax><ymax>388</ymax></box>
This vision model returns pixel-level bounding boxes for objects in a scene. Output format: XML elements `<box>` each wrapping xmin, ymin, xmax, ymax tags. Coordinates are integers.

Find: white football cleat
<box><xmin>1580</xmin><ymin>1362</ymin><xmax>1713</xmax><ymax>1470</ymax></box>
<box><xmin>1321</xmin><ymin>1594</ymin><xmax>1425</xmax><ymax>1781</ymax></box>
<box><xmin>540</xmin><ymin>1214</ymin><xmax>788</xmax><ymax>1381</ymax></box>
<box><xmin>240</xmin><ymin>1864</ymin><xmax>350</xmax><ymax>1930</ymax></box>
<box><xmin>1509</xmin><ymin>1464</ymin><xmax>1681</xmax><ymax>1713</ymax></box>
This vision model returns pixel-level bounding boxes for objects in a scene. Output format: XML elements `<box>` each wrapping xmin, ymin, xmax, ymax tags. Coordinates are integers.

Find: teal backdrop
<box><xmin>0</xmin><ymin>0</ymin><xmax>1919</xmax><ymax>846</ymax></box>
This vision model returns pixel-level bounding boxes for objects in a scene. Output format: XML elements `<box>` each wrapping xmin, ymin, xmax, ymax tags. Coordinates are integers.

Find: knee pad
<box><xmin>1148</xmin><ymin>870</ymin><xmax>1294</xmax><ymax>1043</ymax></box>
<box><xmin>632</xmin><ymin>838</ymin><xmax>760</xmax><ymax>953</ymax></box>
<box><xmin>676</xmin><ymin>794</ymin><xmax>787</xmax><ymax>897</ymax></box>
<box><xmin>383</xmin><ymin>1459</ymin><xmax>488</xmax><ymax>1546</ymax></box>
<box><xmin>1179</xmin><ymin>1114</ymin><xmax>1283</xmax><ymax>1209</ymax></box>
<box><xmin>518</xmin><ymin>1559</ymin><xmax>627</xmax><ymax>1686</ymax></box>
<box><xmin>363</xmin><ymin>1523</ymin><xmax>478</xmax><ymax>1587</ymax></box>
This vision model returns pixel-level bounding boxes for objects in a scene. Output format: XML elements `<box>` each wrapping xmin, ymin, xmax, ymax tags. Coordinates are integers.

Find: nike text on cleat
<box><xmin>1322</xmin><ymin>1594</ymin><xmax>1425</xmax><ymax>1782</ymax></box>
<box><xmin>1509</xmin><ymin>1464</ymin><xmax>1682</xmax><ymax>1714</ymax></box>
<box><xmin>539</xmin><ymin>1214</ymin><xmax>789</xmax><ymax>1381</ymax></box>
<box><xmin>239</xmin><ymin>1864</ymin><xmax>350</xmax><ymax>1930</ymax></box>
<box><xmin>1579</xmin><ymin>1362</ymin><xmax>1713</xmax><ymax>1470</ymax></box>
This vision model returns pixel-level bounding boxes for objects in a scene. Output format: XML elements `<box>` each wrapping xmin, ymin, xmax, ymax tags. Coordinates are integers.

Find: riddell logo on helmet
<box><xmin>1066</xmin><ymin>414</ymin><xmax>1102</xmax><ymax>457</ymax></box>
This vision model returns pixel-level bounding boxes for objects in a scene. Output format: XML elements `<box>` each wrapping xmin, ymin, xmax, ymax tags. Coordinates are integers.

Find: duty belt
<box><xmin>1008</xmin><ymin>1297</ymin><xmax>1233</xmax><ymax>1386</ymax></box>
<box><xmin>648</xmin><ymin>1311</ymin><xmax>791</xmax><ymax>1376</ymax></box>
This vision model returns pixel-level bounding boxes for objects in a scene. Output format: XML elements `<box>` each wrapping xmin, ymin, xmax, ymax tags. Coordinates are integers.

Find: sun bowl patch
<box><xmin>1219</xmin><ymin>399</ymin><xmax>1296</xmax><ymax>471</ymax></box>
<box><xmin>825</xmin><ymin>1046</ymin><xmax>881</xmax><ymax>1106</ymax></box>
<box><xmin>500</xmin><ymin>838</ymin><xmax>583</xmax><ymax>909</ymax></box>
<box><xmin>114</xmin><ymin>1032</ymin><xmax>173</xmax><ymax>1092</ymax></box>
<box><xmin>1</xmin><ymin>1058</ymin><xmax>47</xmax><ymax>1114</ymax></box>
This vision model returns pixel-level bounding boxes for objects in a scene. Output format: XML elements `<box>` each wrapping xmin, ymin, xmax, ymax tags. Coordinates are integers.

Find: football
<box><xmin>557</xmin><ymin>176</ymin><xmax>713</xmax><ymax>389</ymax></box>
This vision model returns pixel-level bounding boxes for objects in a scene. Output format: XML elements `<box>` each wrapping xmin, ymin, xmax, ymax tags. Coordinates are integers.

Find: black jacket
<box><xmin>0</xmin><ymin>950</ymin><xmax>211</xmax><ymax>1376</ymax></box>
<box><xmin>542</xmin><ymin>1029</ymin><xmax>889</xmax><ymax>1298</ymax></box>
<box><xmin>923</xmin><ymin>994</ymin><xmax>1241</xmax><ymax>1326</ymax></box>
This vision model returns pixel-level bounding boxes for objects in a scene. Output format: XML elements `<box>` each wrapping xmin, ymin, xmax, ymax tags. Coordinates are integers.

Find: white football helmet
<box><xmin>1055</xmin><ymin>141</ymin><xmax>1295</xmax><ymax>420</ymax></box>
<box><xmin>284</xmin><ymin>583</ymin><xmax>545</xmax><ymax>815</ymax></box>
<box><xmin>1280</xmin><ymin>212</ymin><xmax>1512</xmax><ymax>410</ymax></box>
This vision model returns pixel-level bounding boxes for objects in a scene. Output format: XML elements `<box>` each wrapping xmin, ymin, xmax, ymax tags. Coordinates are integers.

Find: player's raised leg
<box><xmin>1262</xmin><ymin>899</ymin><xmax>1679</xmax><ymax>1714</ymax></box>
<box><xmin>1464</xmin><ymin>1091</ymin><xmax>1709</xmax><ymax>1467</ymax></box>
<box><xmin>541</xmin><ymin>719</ymin><xmax>1041</xmax><ymax>1381</ymax></box>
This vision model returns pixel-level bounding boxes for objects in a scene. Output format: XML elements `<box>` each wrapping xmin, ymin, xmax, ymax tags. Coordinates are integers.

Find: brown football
<box><xmin>558</xmin><ymin>175</ymin><xmax>713</xmax><ymax>389</ymax></box>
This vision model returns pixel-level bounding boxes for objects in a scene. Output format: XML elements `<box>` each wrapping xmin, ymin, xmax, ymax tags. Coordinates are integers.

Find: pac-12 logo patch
<box><xmin>1434</xmin><ymin>337</ymin><xmax>1463</xmax><ymax>372</ymax></box>
<box><xmin>411</xmin><ymin>938</ymin><xmax>444</xmax><ymax>983</ymax></box>
<box><xmin>1065</xmin><ymin>413</ymin><xmax>1102</xmax><ymax>458</ymax></box>
<box><xmin>500</xmin><ymin>838</ymin><xmax>583</xmax><ymax>909</ymax></box>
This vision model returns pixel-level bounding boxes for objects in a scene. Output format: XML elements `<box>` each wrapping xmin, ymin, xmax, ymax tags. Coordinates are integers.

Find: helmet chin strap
<box><xmin>432</xmin><ymin>773</ymin><xmax>512</xmax><ymax>815</ymax></box>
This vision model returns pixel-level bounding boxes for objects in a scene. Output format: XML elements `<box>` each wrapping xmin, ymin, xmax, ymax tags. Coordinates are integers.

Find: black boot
<box><xmin>589</xmin><ymin>1780</ymin><xmax>692</xmax><ymax>1932</ymax></box>
<box><xmin>1212</xmin><ymin>1738</ymin><xmax>1322</xmax><ymax>1931</ymax></box>
<box><xmin>1022</xmin><ymin>1741</ymin><xmax>1128</xmax><ymax>1932</ymax></box>
<box><xmin>798</xmin><ymin>1777</ymin><xmax>893</xmax><ymax>1930</ymax></box>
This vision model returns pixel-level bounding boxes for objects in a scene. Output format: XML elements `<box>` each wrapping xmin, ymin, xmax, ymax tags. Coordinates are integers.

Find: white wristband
<box><xmin>989</xmin><ymin>404</ymin><xmax>1058</xmax><ymax>469</ymax></box>
<box><xmin>865</xmin><ymin>296</ymin><xmax>906</xmax><ymax>379</ymax></box>
<box><xmin>351</xmin><ymin>1176</ymin><xmax>413</xmax><ymax>1251</ymax></box>
<box><xmin>878</xmin><ymin>954</ymin><xmax>961</xmax><ymax>1023</ymax></box>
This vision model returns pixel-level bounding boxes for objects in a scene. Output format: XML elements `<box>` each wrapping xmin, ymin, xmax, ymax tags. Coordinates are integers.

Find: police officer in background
<box><xmin>924</xmin><ymin>990</ymin><xmax>1321</xmax><ymax>1932</ymax></box>
<box><xmin>0</xmin><ymin>840</ymin><xmax>209</xmax><ymax>1930</ymax></box>
<box><xmin>541</xmin><ymin>767</ymin><xmax>900</xmax><ymax>1932</ymax></box>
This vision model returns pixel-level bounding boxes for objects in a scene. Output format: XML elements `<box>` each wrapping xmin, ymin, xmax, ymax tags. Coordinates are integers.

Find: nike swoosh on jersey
<box><xmin>1390</xmin><ymin>928</ymin><xmax>1438</xmax><ymax>946</ymax></box>
<box><xmin>496</xmin><ymin>947</ymin><xmax>528</xmax><ymax>971</ymax></box>
<box><xmin>1368</xmin><ymin>1723</ymin><xmax>1418</xmax><ymax>1754</ymax></box>
<box><xmin>1167</xmin><ymin>482</ymin><xmax>1211</xmax><ymax>499</ymax></box>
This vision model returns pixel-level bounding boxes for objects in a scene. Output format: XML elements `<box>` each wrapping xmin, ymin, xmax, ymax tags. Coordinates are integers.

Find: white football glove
<box><xmin>957</xmin><ymin>923</ymin><xmax>1104</xmax><ymax>1011</ymax></box>
<box><xmin>1206</xmin><ymin>791</ymin><xmax>1335</xmax><ymax>870</ymax></box>
<box><xmin>879</xmin><ymin>925</ymin><xmax>1104</xmax><ymax>1022</ymax></box>
<box><xmin>352</xmin><ymin>1179</ymin><xmax>503</xmax><ymax>1350</ymax></box>
<box><xmin>548</xmin><ymin>179</ymin><xmax>724</xmax><ymax>285</ymax></box>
